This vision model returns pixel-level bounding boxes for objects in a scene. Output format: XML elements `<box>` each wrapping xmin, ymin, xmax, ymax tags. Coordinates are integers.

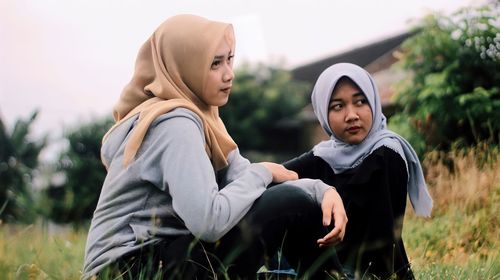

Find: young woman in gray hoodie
<box><xmin>81</xmin><ymin>14</ymin><xmax>347</xmax><ymax>280</ymax></box>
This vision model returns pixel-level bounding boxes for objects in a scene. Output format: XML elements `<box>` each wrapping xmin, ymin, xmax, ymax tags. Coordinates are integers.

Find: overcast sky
<box><xmin>0</xmin><ymin>0</ymin><xmax>490</xmax><ymax>159</ymax></box>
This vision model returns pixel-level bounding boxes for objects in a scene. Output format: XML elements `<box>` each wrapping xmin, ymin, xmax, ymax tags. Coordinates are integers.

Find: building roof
<box><xmin>291</xmin><ymin>31</ymin><xmax>416</xmax><ymax>84</ymax></box>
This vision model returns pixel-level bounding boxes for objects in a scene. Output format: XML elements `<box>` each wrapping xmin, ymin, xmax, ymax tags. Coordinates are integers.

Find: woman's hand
<box><xmin>317</xmin><ymin>187</ymin><xmax>347</xmax><ymax>247</ymax></box>
<box><xmin>258</xmin><ymin>162</ymin><xmax>298</xmax><ymax>183</ymax></box>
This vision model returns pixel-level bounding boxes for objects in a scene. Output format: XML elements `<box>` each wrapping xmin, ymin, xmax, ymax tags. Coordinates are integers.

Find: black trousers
<box><xmin>100</xmin><ymin>184</ymin><xmax>342</xmax><ymax>279</ymax></box>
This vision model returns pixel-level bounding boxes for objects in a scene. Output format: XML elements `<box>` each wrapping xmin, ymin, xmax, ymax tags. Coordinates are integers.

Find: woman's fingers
<box><xmin>317</xmin><ymin>223</ymin><xmax>344</xmax><ymax>246</ymax></box>
<box><xmin>259</xmin><ymin>162</ymin><xmax>298</xmax><ymax>182</ymax></box>
<box><xmin>333</xmin><ymin>203</ymin><xmax>347</xmax><ymax>240</ymax></box>
<box><xmin>319</xmin><ymin>187</ymin><xmax>348</xmax><ymax>247</ymax></box>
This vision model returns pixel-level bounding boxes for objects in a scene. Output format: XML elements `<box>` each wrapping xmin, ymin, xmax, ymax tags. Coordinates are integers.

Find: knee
<box><xmin>253</xmin><ymin>184</ymin><xmax>319</xmax><ymax>217</ymax></box>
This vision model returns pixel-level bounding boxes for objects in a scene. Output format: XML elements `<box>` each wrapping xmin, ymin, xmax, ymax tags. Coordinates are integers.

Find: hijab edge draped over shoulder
<box><xmin>102</xmin><ymin>14</ymin><xmax>237</xmax><ymax>171</ymax></box>
<box><xmin>311</xmin><ymin>63</ymin><xmax>433</xmax><ymax>217</ymax></box>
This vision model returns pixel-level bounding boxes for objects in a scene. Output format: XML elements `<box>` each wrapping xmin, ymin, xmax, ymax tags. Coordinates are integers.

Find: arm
<box><xmin>221</xmin><ymin>148</ymin><xmax>299</xmax><ymax>187</ymax></box>
<box><xmin>281</xmin><ymin>179</ymin><xmax>347</xmax><ymax>246</ymax></box>
<box><xmin>284</xmin><ymin>154</ymin><xmax>350</xmax><ymax>245</ymax></box>
<box><xmin>219</xmin><ymin>149</ymin><xmax>251</xmax><ymax>186</ymax></box>
<box><xmin>140</xmin><ymin>111</ymin><xmax>272</xmax><ymax>242</ymax></box>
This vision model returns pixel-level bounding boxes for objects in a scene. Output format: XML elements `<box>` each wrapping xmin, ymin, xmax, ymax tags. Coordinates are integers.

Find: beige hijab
<box><xmin>103</xmin><ymin>14</ymin><xmax>237</xmax><ymax>171</ymax></box>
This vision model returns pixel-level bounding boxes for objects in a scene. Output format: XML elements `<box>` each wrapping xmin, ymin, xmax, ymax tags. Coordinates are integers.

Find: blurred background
<box><xmin>1</xmin><ymin>0</ymin><xmax>499</xmax><ymax>279</ymax></box>
<box><xmin>0</xmin><ymin>0</ymin><xmax>491</xmax><ymax>146</ymax></box>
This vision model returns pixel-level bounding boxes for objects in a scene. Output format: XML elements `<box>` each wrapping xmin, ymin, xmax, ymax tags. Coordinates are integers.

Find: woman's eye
<box><xmin>329</xmin><ymin>103</ymin><xmax>342</xmax><ymax>111</ymax></box>
<box><xmin>211</xmin><ymin>60</ymin><xmax>221</xmax><ymax>69</ymax></box>
<box><xmin>355</xmin><ymin>98</ymin><xmax>367</xmax><ymax>106</ymax></box>
<box><xmin>227</xmin><ymin>55</ymin><xmax>235</xmax><ymax>66</ymax></box>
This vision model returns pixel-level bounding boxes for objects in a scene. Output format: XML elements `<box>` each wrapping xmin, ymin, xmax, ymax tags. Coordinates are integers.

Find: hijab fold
<box><xmin>311</xmin><ymin>63</ymin><xmax>433</xmax><ymax>217</ymax></box>
<box><xmin>102</xmin><ymin>14</ymin><xmax>237</xmax><ymax>171</ymax></box>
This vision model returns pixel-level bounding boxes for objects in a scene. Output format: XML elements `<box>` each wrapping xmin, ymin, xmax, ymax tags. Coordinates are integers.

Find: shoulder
<box><xmin>283</xmin><ymin>150</ymin><xmax>332</xmax><ymax>178</ymax></box>
<box><xmin>284</xmin><ymin>150</ymin><xmax>317</xmax><ymax>167</ymax></box>
<box><xmin>370</xmin><ymin>146</ymin><xmax>406</xmax><ymax>166</ymax></box>
<box><xmin>152</xmin><ymin>108</ymin><xmax>203</xmax><ymax>130</ymax></box>
<box><xmin>134</xmin><ymin>108</ymin><xmax>207</xmax><ymax>156</ymax></box>
<box><xmin>359</xmin><ymin>146</ymin><xmax>407</xmax><ymax>177</ymax></box>
<box><xmin>343</xmin><ymin>146</ymin><xmax>408</xmax><ymax>192</ymax></box>
<box><xmin>148</xmin><ymin>108</ymin><xmax>205</xmax><ymax>139</ymax></box>
<box><xmin>135</xmin><ymin>108</ymin><xmax>211</xmax><ymax>174</ymax></box>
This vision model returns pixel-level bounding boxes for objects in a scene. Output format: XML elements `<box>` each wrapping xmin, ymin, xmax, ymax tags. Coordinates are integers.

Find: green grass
<box><xmin>403</xmin><ymin>144</ymin><xmax>499</xmax><ymax>279</ymax></box>
<box><xmin>0</xmin><ymin>224</ymin><xmax>86</xmax><ymax>279</ymax></box>
<box><xmin>1</xmin><ymin>144</ymin><xmax>498</xmax><ymax>279</ymax></box>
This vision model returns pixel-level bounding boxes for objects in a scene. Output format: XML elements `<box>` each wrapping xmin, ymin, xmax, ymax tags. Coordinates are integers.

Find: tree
<box><xmin>220</xmin><ymin>64</ymin><xmax>310</xmax><ymax>154</ymax></box>
<box><xmin>43</xmin><ymin>117</ymin><xmax>113</xmax><ymax>225</ymax></box>
<box><xmin>0</xmin><ymin>111</ymin><xmax>46</xmax><ymax>223</ymax></box>
<box><xmin>389</xmin><ymin>4</ymin><xmax>499</xmax><ymax>153</ymax></box>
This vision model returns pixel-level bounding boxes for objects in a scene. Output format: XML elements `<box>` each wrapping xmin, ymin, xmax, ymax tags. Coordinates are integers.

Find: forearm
<box><xmin>276</xmin><ymin>178</ymin><xmax>331</xmax><ymax>205</ymax></box>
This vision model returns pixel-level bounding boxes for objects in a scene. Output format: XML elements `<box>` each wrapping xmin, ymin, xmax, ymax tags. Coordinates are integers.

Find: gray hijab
<box><xmin>311</xmin><ymin>63</ymin><xmax>433</xmax><ymax>217</ymax></box>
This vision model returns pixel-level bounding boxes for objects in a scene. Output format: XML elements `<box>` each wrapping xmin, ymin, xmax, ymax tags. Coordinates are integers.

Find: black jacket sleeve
<box><xmin>283</xmin><ymin>151</ymin><xmax>320</xmax><ymax>179</ymax></box>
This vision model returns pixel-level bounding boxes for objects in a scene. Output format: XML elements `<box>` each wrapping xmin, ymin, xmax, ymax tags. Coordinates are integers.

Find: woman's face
<box><xmin>202</xmin><ymin>37</ymin><xmax>234</xmax><ymax>107</ymax></box>
<box><xmin>328</xmin><ymin>78</ymin><xmax>373</xmax><ymax>144</ymax></box>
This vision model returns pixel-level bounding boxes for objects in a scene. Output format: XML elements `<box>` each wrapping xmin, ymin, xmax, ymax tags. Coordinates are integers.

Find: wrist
<box><xmin>327</xmin><ymin>186</ymin><xmax>341</xmax><ymax>199</ymax></box>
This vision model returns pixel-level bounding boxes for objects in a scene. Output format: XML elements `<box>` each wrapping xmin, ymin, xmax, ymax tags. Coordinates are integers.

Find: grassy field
<box><xmin>402</xmin><ymin>144</ymin><xmax>499</xmax><ymax>279</ymax></box>
<box><xmin>0</xmin><ymin>145</ymin><xmax>498</xmax><ymax>279</ymax></box>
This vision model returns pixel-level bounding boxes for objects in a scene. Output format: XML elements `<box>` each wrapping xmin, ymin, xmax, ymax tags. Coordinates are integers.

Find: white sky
<box><xmin>0</xmin><ymin>0</ymin><xmax>489</xmax><ymax>159</ymax></box>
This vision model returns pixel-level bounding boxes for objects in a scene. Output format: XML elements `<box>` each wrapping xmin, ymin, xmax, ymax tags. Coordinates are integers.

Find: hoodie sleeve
<box><xmin>136</xmin><ymin>110</ymin><xmax>272</xmax><ymax>242</ymax></box>
<box><xmin>275</xmin><ymin>179</ymin><xmax>331</xmax><ymax>206</ymax></box>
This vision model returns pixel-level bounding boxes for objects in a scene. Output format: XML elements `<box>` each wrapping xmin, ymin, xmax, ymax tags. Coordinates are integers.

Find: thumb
<box><xmin>288</xmin><ymin>170</ymin><xmax>299</xmax><ymax>180</ymax></box>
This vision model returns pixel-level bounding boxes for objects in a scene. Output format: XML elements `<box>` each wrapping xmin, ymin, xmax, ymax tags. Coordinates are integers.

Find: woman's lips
<box><xmin>346</xmin><ymin>126</ymin><xmax>361</xmax><ymax>133</ymax></box>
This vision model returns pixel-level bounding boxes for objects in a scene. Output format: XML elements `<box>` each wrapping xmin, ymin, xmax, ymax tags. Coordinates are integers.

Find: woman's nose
<box><xmin>345</xmin><ymin>106</ymin><xmax>359</xmax><ymax>122</ymax></box>
<box><xmin>223</xmin><ymin>64</ymin><xmax>234</xmax><ymax>82</ymax></box>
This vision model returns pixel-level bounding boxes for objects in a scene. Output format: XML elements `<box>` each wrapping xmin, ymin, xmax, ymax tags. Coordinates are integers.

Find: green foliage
<box><xmin>43</xmin><ymin>117</ymin><xmax>113</xmax><ymax>225</ymax></box>
<box><xmin>390</xmin><ymin>4</ymin><xmax>500</xmax><ymax>152</ymax></box>
<box><xmin>388</xmin><ymin>115</ymin><xmax>427</xmax><ymax>156</ymax></box>
<box><xmin>220</xmin><ymin>64</ymin><xmax>310</xmax><ymax>152</ymax></box>
<box><xmin>0</xmin><ymin>111</ymin><xmax>46</xmax><ymax>223</ymax></box>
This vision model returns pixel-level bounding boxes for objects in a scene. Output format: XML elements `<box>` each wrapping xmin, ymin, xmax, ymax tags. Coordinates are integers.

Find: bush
<box><xmin>390</xmin><ymin>4</ymin><xmax>499</xmax><ymax>153</ymax></box>
<box><xmin>220</xmin><ymin>63</ymin><xmax>309</xmax><ymax>152</ymax></box>
<box><xmin>0</xmin><ymin>111</ymin><xmax>46</xmax><ymax>223</ymax></box>
<box><xmin>42</xmin><ymin>117</ymin><xmax>113</xmax><ymax>225</ymax></box>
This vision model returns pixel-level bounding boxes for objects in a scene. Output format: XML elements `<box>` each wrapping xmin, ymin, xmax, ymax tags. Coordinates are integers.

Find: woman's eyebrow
<box><xmin>329</xmin><ymin>91</ymin><xmax>364</xmax><ymax>103</ymax></box>
<box><xmin>214</xmin><ymin>51</ymin><xmax>233</xmax><ymax>59</ymax></box>
<box><xmin>329</xmin><ymin>97</ymin><xmax>342</xmax><ymax>103</ymax></box>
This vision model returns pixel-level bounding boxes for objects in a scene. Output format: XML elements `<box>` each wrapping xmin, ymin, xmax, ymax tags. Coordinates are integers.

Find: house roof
<box><xmin>291</xmin><ymin>31</ymin><xmax>416</xmax><ymax>84</ymax></box>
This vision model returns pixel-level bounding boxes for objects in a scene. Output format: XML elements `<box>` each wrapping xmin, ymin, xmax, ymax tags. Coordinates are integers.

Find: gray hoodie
<box><xmin>81</xmin><ymin>108</ymin><xmax>330</xmax><ymax>279</ymax></box>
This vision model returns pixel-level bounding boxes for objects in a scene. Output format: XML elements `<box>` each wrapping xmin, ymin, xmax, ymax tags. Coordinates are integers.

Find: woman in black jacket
<box><xmin>283</xmin><ymin>63</ymin><xmax>433</xmax><ymax>279</ymax></box>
